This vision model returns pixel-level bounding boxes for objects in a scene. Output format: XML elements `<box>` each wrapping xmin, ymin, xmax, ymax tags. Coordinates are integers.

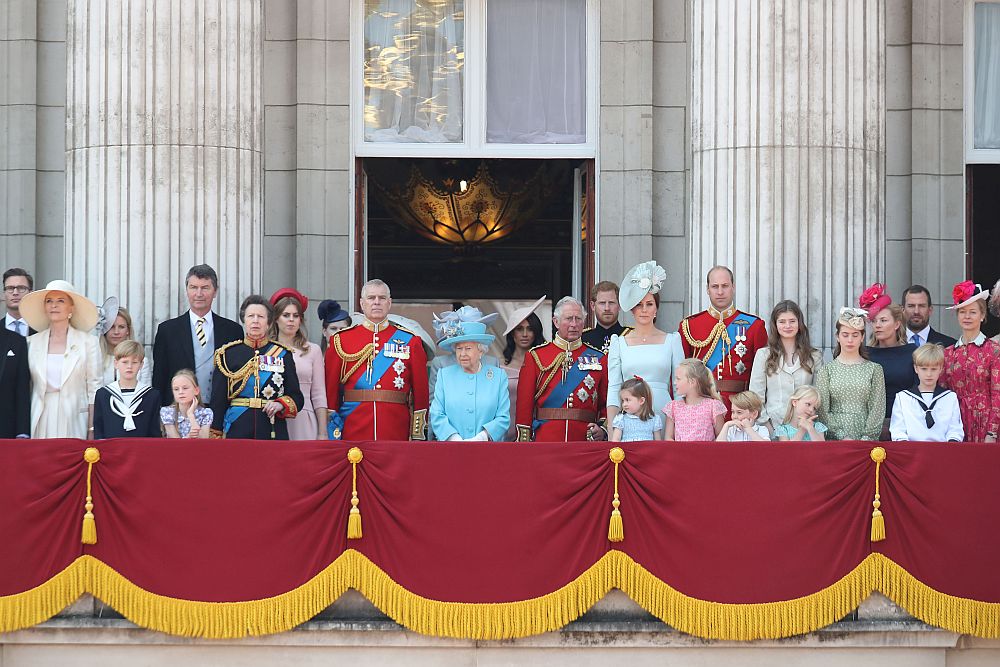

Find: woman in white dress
<box><xmin>607</xmin><ymin>262</ymin><xmax>685</xmax><ymax>422</ymax></box>
<box><xmin>22</xmin><ymin>280</ymin><xmax>102</xmax><ymax>439</ymax></box>
<box><xmin>500</xmin><ymin>296</ymin><xmax>547</xmax><ymax>441</ymax></box>
<box><xmin>270</xmin><ymin>289</ymin><xmax>328</xmax><ymax>440</ymax></box>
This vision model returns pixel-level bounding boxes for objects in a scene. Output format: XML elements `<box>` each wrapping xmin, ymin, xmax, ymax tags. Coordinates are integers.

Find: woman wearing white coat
<box><xmin>22</xmin><ymin>280</ymin><xmax>102</xmax><ymax>439</ymax></box>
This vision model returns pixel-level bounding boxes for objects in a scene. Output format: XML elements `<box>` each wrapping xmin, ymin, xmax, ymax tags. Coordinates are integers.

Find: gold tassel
<box><xmin>870</xmin><ymin>446</ymin><xmax>886</xmax><ymax>542</ymax></box>
<box><xmin>81</xmin><ymin>447</ymin><xmax>101</xmax><ymax>545</ymax></box>
<box><xmin>347</xmin><ymin>447</ymin><xmax>364</xmax><ymax>540</ymax></box>
<box><xmin>608</xmin><ymin>447</ymin><xmax>625</xmax><ymax>542</ymax></box>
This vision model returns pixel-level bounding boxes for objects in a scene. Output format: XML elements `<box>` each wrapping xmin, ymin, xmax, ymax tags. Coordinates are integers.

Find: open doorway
<box><xmin>968</xmin><ymin>164</ymin><xmax>1000</xmax><ymax>338</ymax></box>
<box><xmin>354</xmin><ymin>157</ymin><xmax>595</xmax><ymax>346</ymax></box>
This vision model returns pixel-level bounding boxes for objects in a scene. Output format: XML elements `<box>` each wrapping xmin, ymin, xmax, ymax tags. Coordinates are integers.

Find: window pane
<box><xmin>487</xmin><ymin>0</ymin><xmax>586</xmax><ymax>144</ymax></box>
<box><xmin>975</xmin><ymin>3</ymin><xmax>1000</xmax><ymax>149</ymax></box>
<box><xmin>363</xmin><ymin>0</ymin><xmax>465</xmax><ymax>143</ymax></box>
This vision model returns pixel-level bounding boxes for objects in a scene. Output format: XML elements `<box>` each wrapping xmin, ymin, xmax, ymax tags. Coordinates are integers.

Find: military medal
<box><xmin>392</xmin><ymin>359</ymin><xmax>406</xmax><ymax>375</ymax></box>
<box><xmin>385</xmin><ymin>340</ymin><xmax>411</xmax><ymax>359</ymax></box>
<box><xmin>576</xmin><ymin>388</ymin><xmax>590</xmax><ymax>403</ymax></box>
<box><xmin>583</xmin><ymin>374</ymin><xmax>595</xmax><ymax>390</ymax></box>
<box><xmin>735</xmin><ymin>360</ymin><xmax>746</xmax><ymax>374</ymax></box>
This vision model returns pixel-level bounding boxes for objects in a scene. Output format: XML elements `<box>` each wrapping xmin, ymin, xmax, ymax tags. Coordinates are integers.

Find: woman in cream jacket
<box><xmin>22</xmin><ymin>280</ymin><xmax>102</xmax><ymax>439</ymax></box>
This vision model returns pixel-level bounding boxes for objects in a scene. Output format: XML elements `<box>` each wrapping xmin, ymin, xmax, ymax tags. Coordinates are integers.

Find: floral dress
<box><xmin>939</xmin><ymin>335</ymin><xmax>1000</xmax><ymax>442</ymax></box>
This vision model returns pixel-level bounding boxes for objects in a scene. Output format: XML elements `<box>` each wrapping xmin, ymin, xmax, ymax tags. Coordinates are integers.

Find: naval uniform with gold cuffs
<box><xmin>515</xmin><ymin>336</ymin><xmax>608</xmax><ymax>442</ymax></box>
<box><xmin>325</xmin><ymin>318</ymin><xmax>429</xmax><ymax>441</ymax></box>
<box><xmin>209</xmin><ymin>338</ymin><xmax>303</xmax><ymax>439</ymax></box>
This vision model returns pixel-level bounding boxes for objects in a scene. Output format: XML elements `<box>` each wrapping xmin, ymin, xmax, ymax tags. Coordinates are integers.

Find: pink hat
<box><xmin>858</xmin><ymin>283</ymin><xmax>892</xmax><ymax>321</ymax></box>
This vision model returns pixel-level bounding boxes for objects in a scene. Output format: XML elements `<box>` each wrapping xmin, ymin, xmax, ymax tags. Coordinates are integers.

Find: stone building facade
<box><xmin>0</xmin><ymin>0</ymin><xmax>975</xmax><ymax>348</ymax></box>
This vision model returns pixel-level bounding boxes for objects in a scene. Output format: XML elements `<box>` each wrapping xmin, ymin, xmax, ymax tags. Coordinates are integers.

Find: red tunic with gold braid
<box><xmin>325</xmin><ymin>318</ymin><xmax>429</xmax><ymax>441</ymax></box>
<box><xmin>515</xmin><ymin>336</ymin><xmax>609</xmax><ymax>442</ymax></box>
<box><xmin>678</xmin><ymin>305</ymin><xmax>768</xmax><ymax>412</ymax></box>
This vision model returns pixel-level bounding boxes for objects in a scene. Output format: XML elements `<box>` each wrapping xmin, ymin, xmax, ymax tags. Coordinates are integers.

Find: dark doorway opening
<box><xmin>360</xmin><ymin>158</ymin><xmax>593</xmax><ymax>302</ymax></box>
<box><xmin>968</xmin><ymin>164</ymin><xmax>1000</xmax><ymax>338</ymax></box>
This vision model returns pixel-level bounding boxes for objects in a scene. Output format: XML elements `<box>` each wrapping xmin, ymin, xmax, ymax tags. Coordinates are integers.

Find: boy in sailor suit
<box><xmin>890</xmin><ymin>344</ymin><xmax>964</xmax><ymax>442</ymax></box>
<box><xmin>93</xmin><ymin>341</ymin><xmax>163</xmax><ymax>438</ymax></box>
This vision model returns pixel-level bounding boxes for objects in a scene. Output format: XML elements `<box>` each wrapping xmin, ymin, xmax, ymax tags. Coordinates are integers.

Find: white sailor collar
<box><xmin>955</xmin><ymin>332</ymin><xmax>987</xmax><ymax>348</ymax></box>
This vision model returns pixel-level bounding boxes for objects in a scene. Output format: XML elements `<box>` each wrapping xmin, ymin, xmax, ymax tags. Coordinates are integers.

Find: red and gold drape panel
<box><xmin>1</xmin><ymin>440</ymin><xmax>999</xmax><ymax>640</ymax></box>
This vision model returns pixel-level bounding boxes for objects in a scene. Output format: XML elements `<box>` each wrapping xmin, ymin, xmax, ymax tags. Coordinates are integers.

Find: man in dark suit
<box><xmin>152</xmin><ymin>264</ymin><xmax>243</xmax><ymax>406</ymax></box>
<box><xmin>0</xmin><ymin>327</ymin><xmax>30</xmax><ymax>438</ymax></box>
<box><xmin>903</xmin><ymin>285</ymin><xmax>957</xmax><ymax>348</ymax></box>
<box><xmin>3</xmin><ymin>268</ymin><xmax>36</xmax><ymax>337</ymax></box>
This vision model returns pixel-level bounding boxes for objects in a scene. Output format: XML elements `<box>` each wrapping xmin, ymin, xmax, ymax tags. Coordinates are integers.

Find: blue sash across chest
<box><xmin>223</xmin><ymin>344</ymin><xmax>285</xmax><ymax>435</ymax></box>
<box><xmin>330</xmin><ymin>330</ymin><xmax>414</xmax><ymax>439</ymax></box>
<box><xmin>704</xmin><ymin>314</ymin><xmax>758</xmax><ymax>372</ymax></box>
<box><xmin>533</xmin><ymin>350</ymin><xmax>596</xmax><ymax>432</ymax></box>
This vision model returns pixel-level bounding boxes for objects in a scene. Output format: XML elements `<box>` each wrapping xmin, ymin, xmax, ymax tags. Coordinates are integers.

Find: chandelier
<box><xmin>369</xmin><ymin>160</ymin><xmax>553</xmax><ymax>250</ymax></box>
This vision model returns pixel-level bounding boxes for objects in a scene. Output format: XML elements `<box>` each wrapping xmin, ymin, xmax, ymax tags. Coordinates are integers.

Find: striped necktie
<box><xmin>196</xmin><ymin>317</ymin><xmax>207</xmax><ymax>347</ymax></box>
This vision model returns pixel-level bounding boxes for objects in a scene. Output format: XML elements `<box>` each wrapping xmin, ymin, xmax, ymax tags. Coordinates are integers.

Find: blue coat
<box><xmin>430</xmin><ymin>363</ymin><xmax>510</xmax><ymax>441</ymax></box>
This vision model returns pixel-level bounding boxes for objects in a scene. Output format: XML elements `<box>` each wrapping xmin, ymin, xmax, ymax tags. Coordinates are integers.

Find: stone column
<box><xmin>690</xmin><ymin>0</ymin><xmax>885</xmax><ymax>349</ymax></box>
<box><xmin>66</xmin><ymin>0</ymin><xmax>262</xmax><ymax>339</ymax></box>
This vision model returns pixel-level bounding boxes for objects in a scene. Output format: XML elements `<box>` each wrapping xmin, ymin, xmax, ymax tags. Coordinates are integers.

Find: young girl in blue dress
<box><xmin>610</xmin><ymin>376</ymin><xmax>664</xmax><ymax>442</ymax></box>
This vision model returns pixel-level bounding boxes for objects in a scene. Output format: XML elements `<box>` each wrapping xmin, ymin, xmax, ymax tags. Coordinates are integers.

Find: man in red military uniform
<box><xmin>325</xmin><ymin>279</ymin><xmax>429</xmax><ymax>441</ymax></box>
<box><xmin>516</xmin><ymin>296</ymin><xmax>608</xmax><ymax>442</ymax></box>
<box><xmin>678</xmin><ymin>266</ymin><xmax>768</xmax><ymax>414</ymax></box>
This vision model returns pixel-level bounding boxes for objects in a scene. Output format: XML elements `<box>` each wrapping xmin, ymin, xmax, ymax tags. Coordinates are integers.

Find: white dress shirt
<box><xmin>5</xmin><ymin>313</ymin><xmax>28</xmax><ymax>337</ymax></box>
<box><xmin>905</xmin><ymin>325</ymin><xmax>931</xmax><ymax>348</ymax></box>
<box><xmin>188</xmin><ymin>309</ymin><xmax>215</xmax><ymax>342</ymax></box>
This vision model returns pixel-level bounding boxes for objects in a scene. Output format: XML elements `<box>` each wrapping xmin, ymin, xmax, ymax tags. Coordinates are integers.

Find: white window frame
<box><xmin>964</xmin><ymin>0</ymin><xmax>1000</xmax><ymax>163</ymax></box>
<box><xmin>351</xmin><ymin>0</ymin><xmax>599</xmax><ymax>158</ymax></box>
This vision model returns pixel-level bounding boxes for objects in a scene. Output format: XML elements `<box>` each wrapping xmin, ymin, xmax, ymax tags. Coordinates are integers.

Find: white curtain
<box><xmin>364</xmin><ymin>0</ymin><xmax>465</xmax><ymax>143</ymax></box>
<box><xmin>486</xmin><ymin>0</ymin><xmax>587</xmax><ymax>144</ymax></box>
<box><xmin>975</xmin><ymin>3</ymin><xmax>1000</xmax><ymax>149</ymax></box>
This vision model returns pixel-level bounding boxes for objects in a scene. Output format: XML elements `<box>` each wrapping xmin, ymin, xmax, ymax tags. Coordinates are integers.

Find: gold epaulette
<box><xmin>267</xmin><ymin>340</ymin><xmax>291</xmax><ymax>352</ymax></box>
<box><xmin>582</xmin><ymin>326</ymin><xmax>594</xmax><ymax>333</ymax></box>
<box><xmin>621</xmin><ymin>327</ymin><xmax>634</xmax><ymax>336</ymax></box>
<box><xmin>392</xmin><ymin>322</ymin><xmax>416</xmax><ymax>336</ymax></box>
<box><xmin>213</xmin><ymin>339</ymin><xmax>243</xmax><ymax>367</ymax></box>
<box><xmin>214</xmin><ymin>341</ymin><xmax>258</xmax><ymax>399</ymax></box>
<box><xmin>583</xmin><ymin>342</ymin><xmax>605</xmax><ymax>355</ymax></box>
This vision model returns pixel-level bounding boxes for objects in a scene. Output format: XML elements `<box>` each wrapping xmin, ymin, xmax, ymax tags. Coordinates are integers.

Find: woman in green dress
<box><xmin>815</xmin><ymin>308</ymin><xmax>886</xmax><ymax>441</ymax></box>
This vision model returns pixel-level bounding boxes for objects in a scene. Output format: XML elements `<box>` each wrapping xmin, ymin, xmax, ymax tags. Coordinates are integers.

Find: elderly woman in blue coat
<box><xmin>430</xmin><ymin>318</ymin><xmax>510</xmax><ymax>441</ymax></box>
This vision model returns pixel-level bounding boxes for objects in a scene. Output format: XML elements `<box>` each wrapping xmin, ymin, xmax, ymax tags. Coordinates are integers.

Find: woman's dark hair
<box><xmin>503</xmin><ymin>312</ymin><xmax>544</xmax><ymax>364</ymax></box>
<box><xmin>239</xmin><ymin>294</ymin><xmax>274</xmax><ymax>325</ymax></box>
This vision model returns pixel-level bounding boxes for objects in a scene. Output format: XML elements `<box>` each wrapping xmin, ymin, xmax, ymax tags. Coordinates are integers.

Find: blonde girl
<box><xmin>610</xmin><ymin>376</ymin><xmax>664</xmax><ymax>442</ymax></box>
<box><xmin>774</xmin><ymin>385</ymin><xmax>828</xmax><ymax>441</ymax></box>
<box><xmin>663</xmin><ymin>359</ymin><xmax>727</xmax><ymax>441</ymax></box>
<box><xmin>159</xmin><ymin>369</ymin><xmax>214</xmax><ymax>439</ymax></box>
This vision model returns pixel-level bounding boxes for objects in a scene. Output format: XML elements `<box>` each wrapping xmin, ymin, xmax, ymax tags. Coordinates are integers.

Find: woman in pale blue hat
<box><xmin>430</xmin><ymin>314</ymin><xmax>510</xmax><ymax>441</ymax></box>
<box><xmin>607</xmin><ymin>261</ymin><xmax>686</xmax><ymax>424</ymax></box>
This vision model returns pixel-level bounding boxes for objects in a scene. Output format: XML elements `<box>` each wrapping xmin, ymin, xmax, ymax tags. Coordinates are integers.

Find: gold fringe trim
<box><xmin>2</xmin><ymin>552</ymin><xmax>1000</xmax><ymax>640</ymax></box>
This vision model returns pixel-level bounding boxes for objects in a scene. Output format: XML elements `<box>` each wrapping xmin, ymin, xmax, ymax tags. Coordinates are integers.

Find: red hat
<box><xmin>857</xmin><ymin>283</ymin><xmax>892</xmax><ymax>321</ymax></box>
<box><xmin>269</xmin><ymin>288</ymin><xmax>308</xmax><ymax>313</ymax></box>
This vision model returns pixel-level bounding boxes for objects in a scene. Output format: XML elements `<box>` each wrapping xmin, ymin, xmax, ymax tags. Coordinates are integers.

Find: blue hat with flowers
<box><xmin>619</xmin><ymin>261</ymin><xmax>667</xmax><ymax>311</ymax></box>
<box><xmin>437</xmin><ymin>321</ymin><xmax>496</xmax><ymax>351</ymax></box>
